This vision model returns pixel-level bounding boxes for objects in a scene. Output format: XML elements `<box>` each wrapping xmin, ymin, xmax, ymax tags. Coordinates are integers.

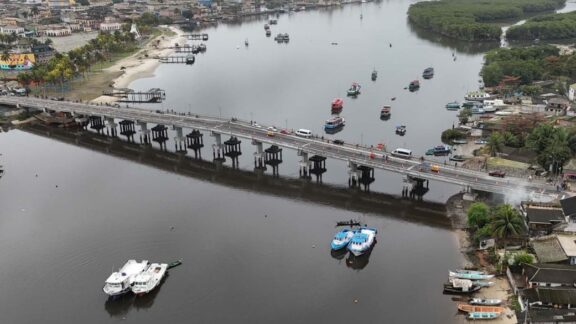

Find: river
<box><xmin>0</xmin><ymin>1</ymin><xmax>521</xmax><ymax>323</ymax></box>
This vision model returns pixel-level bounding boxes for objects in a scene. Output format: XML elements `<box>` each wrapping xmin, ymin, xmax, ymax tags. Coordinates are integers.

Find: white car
<box><xmin>295</xmin><ymin>129</ymin><xmax>312</xmax><ymax>138</ymax></box>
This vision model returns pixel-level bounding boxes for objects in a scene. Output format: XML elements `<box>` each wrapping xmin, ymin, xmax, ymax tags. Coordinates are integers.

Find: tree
<box><xmin>467</xmin><ymin>202</ymin><xmax>491</xmax><ymax>229</ymax></box>
<box><xmin>490</xmin><ymin>204</ymin><xmax>525</xmax><ymax>243</ymax></box>
<box><xmin>487</xmin><ymin>132</ymin><xmax>504</xmax><ymax>156</ymax></box>
<box><xmin>513</xmin><ymin>252</ymin><xmax>534</xmax><ymax>265</ymax></box>
<box><xmin>43</xmin><ymin>38</ymin><xmax>53</xmax><ymax>46</ymax></box>
<box><xmin>1</xmin><ymin>50</ymin><xmax>10</xmax><ymax>62</ymax></box>
<box><xmin>527</xmin><ymin>124</ymin><xmax>571</xmax><ymax>172</ymax></box>
<box><xmin>441</xmin><ymin>129</ymin><xmax>466</xmax><ymax>144</ymax></box>
<box><xmin>458</xmin><ymin>107</ymin><xmax>472</xmax><ymax>124</ymax></box>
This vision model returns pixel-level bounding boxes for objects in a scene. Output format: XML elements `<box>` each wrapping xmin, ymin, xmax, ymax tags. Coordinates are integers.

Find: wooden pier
<box><xmin>183</xmin><ymin>33</ymin><xmax>209</xmax><ymax>41</ymax></box>
<box><xmin>102</xmin><ymin>88</ymin><xmax>166</xmax><ymax>103</ymax></box>
<box><xmin>159</xmin><ymin>55</ymin><xmax>195</xmax><ymax>64</ymax></box>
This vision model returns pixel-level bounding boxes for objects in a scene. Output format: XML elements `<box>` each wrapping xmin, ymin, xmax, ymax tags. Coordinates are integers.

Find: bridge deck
<box><xmin>1</xmin><ymin>96</ymin><xmax>559</xmax><ymax>198</ymax></box>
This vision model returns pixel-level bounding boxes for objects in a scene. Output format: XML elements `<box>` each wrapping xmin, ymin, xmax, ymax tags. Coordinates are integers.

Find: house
<box><xmin>0</xmin><ymin>25</ymin><xmax>25</xmax><ymax>35</ymax></box>
<box><xmin>546</xmin><ymin>97</ymin><xmax>570</xmax><ymax>115</ymax></box>
<box><xmin>561</xmin><ymin>196</ymin><xmax>576</xmax><ymax>220</ymax></box>
<box><xmin>524</xmin><ymin>205</ymin><xmax>566</xmax><ymax>235</ymax></box>
<box><xmin>557</xmin><ymin>235</ymin><xmax>576</xmax><ymax>265</ymax></box>
<box><xmin>521</xmin><ymin>308</ymin><xmax>576</xmax><ymax>323</ymax></box>
<box><xmin>524</xmin><ymin>263</ymin><xmax>576</xmax><ymax>288</ymax></box>
<box><xmin>531</xmin><ymin>236</ymin><xmax>568</xmax><ymax>264</ymax></box>
<box><xmin>523</xmin><ymin>287</ymin><xmax>576</xmax><ymax>308</ymax></box>
<box><xmin>31</xmin><ymin>44</ymin><xmax>55</xmax><ymax>64</ymax></box>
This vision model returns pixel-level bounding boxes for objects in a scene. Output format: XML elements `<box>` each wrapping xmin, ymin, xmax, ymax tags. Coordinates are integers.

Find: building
<box><xmin>531</xmin><ymin>234</ymin><xmax>576</xmax><ymax>265</ymax></box>
<box><xmin>38</xmin><ymin>25</ymin><xmax>72</xmax><ymax>37</ymax></box>
<box><xmin>99</xmin><ymin>21</ymin><xmax>122</xmax><ymax>31</ymax></box>
<box><xmin>524</xmin><ymin>263</ymin><xmax>576</xmax><ymax>288</ymax></box>
<box><xmin>48</xmin><ymin>0</ymin><xmax>75</xmax><ymax>10</ymax></box>
<box><xmin>561</xmin><ymin>196</ymin><xmax>576</xmax><ymax>220</ymax></box>
<box><xmin>524</xmin><ymin>205</ymin><xmax>566</xmax><ymax>235</ymax></box>
<box><xmin>546</xmin><ymin>97</ymin><xmax>570</xmax><ymax>115</ymax></box>
<box><xmin>31</xmin><ymin>44</ymin><xmax>55</xmax><ymax>64</ymax></box>
<box><xmin>0</xmin><ymin>26</ymin><xmax>25</xmax><ymax>35</ymax></box>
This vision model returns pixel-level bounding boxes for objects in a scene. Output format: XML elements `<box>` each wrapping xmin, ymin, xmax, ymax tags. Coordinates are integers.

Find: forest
<box><xmin>507</xmin><ymin>11</ymin><xmax>576</xmax><ymax>40</ymax></box>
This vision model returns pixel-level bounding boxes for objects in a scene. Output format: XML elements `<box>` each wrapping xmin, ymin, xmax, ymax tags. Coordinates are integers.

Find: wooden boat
<box><xmin>422</xmin><ymin>67</ymin><xmax>434</xmax><ymax>79</ymax></box>
<box><xmin>381</xmin><ymin>105</ymin><xmax>391</xmax><ymax>116</ymax></box>
<box><xmin>168</xmin><ymin>259</ymin><xmax>183</xmax><ymax>269</ymax></box>
<box><xmin>331</xmin><ymin>98</ymin><xmax>344</xmax><ymax>110</ymax></box>
<box><xmin>458</xmin><ymin>304</ymin><xmax>505</xmax><ymax>313</ymax></box>
<box><xmin>449</xmin><ymin>155</ymin><xmax>466</xmax><ymax>162</ymax></box>
<box><xmin>469</xmin><ymin>298</ymin><xmax>502</xmax><ymax>306</ymax></box>
<box><xmin>468</xmin><ymin>312</ymin><xmax>501</xmax><ymax>320</ymax></box>
<box><xmin>445</xmin><ymin>101</ymin><xmax>460</xmax><ymax>110</ymax></box>
<box><xmin>452</xmin><ymin>139</ymin><xmax>468</xmax><ymax>145</ymax></box>
<box><xmin>443</xmin><ymin>283</ymin><xmax>482</xmax><ymax>294</ymax></box>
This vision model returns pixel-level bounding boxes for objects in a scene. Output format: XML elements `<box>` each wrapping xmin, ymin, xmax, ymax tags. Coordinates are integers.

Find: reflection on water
<box><xmin>324</xmin><ymin>126</ymin><xmax>344</xmax><ymax>135</ymax></box>
<box><xmin>345</xmin><ymin>242</ymin><xmax>376</xmax><ymax>271</ymax></box>
<box><xmin>330</xmin><ymin>248</ymin><xmax>348</xmax><ymax>261</ymax></box>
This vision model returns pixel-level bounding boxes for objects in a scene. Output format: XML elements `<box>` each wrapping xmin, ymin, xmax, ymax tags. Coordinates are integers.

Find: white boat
<box><xmin>103</xmin><ymin>259</ymin><xmax>149</xmax><ymax>297</ymax></box>
<box><xmin>131</xmin><ymin>263</ymin><xmax>168</xmax><ymax>295</ymax></box>
<box><xmin>469</xmin><ymin>298</ymin><xmax>503</xmax><ymax>306</ymax></box>
<box><xmin>482</xmin><ymin>105</ymin><xmax>496</xmax><ymax>112</ymax></box>
<box><xmin>465</xmin><ymin>91</ymin><xmax>491</xmax><ymax>102</ymax></box>
<box><xmin>347</xmin><ymin>227</ymin><xmax>377</xmax><ymax>256</ymax></box>
<box><xmin>449</xmin><ymin>270</ymin><xmax>494</xmax><ymax>280</ymax></box>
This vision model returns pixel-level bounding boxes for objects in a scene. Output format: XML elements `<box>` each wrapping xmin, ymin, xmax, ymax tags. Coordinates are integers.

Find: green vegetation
<box><xmin>526</xmin><ymin>124</ymin><xmax>572</xmax><ymax>173</ymax></box>
<box><xmin>458</xmin><ymin>107</ymin><xmax>472</xmax><ymax>124</ymax></box>
<box><xmin>441</xmin><ymin>128</ymin><xmax>466</xmax><ymax>144</ymax></box>
<box><xmin>513</xmin><ymin>252</ymin><xmax>534</xmax><ymax>265</ymax></box>
<box><xmin>508</xmin><ymin>11</ymin><xmax>576</xmax><ymax>40</ymax></box>
<box><xmin>407</xmin><ymin>0</ymin><xmax>565</xmax><ymax>41</ymax></box>
<box><xmin>467</xmin><ymin>203</ymin><xmax>525</xmax><ymax>245</ymax></box>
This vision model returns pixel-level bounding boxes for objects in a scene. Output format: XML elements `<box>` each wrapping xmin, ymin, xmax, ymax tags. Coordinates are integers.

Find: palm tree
<box><xmin>490</xmin><ymin>204</ymin><xmax>525</xmax><ymax>245</ymax></box>
<box><xmin>486</xmin><ymin>132</ymin><xmax>504</xmax><ymax>157</ymax></box>
<box><xmin>1</xmin><ymin>50</ymin><xmax>10</xmax><ymax>62</ymax></box>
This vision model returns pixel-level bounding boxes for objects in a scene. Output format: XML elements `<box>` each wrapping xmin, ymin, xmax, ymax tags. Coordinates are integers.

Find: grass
<box><xmin>487</xmin><ymin>157</ymin><xmax>531</xmax><ymax>169</ymax></box>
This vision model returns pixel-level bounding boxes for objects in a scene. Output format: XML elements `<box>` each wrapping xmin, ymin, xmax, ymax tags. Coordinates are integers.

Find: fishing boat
<box><xmin>449</xmin><ymin>155</ymin><xmax>466</xmax><ymax>162</ymax></box>
<box><xmin>395</xmin><ymin>125</ymin><xmax>406</xmax><ymax>135</ymax></box>
<box><xmin>458</xmin><ymin>304</ymin><xmax>505</xmax><ymax>314</ymax></box>
<box><xmin>245</xmin><ymin>39</ymin><xmax>249</xmax><ymax>47</ymax></box>
<box><xmin>269</xmin><ymin>19</ymin><xmax>277</xmax><ymax>25</ymax></box>
<box><xmin>452</xmin><ymin>139</ymin><xmax>468</xmax><ymax>145</ymax></box>
<box><xmin>103</xmin><ymin>259</ymin><xmax>149</xmax><ymax>297</ymax></box>
<box><xmin>469</xmin><ymin>298</ymin><xmax>503</xmax><ymax>306</ymax></box>
<box><xmin>347</xmin><ymin>227</ymin><xmax>377</xmax><ymax>256</ymax></box>
<box><xmin>422</xmin><ymin>67</ymin><xmax>434</xmax><ymax>79</ymax></box>
<box><xmin>266</xmin><ymin>30</ymin><xmax>271</xmax><ymax>37</ymax></box>
<box><xmin>324</xmin><ymin>116</ymin><xmax>345</xmax><ymax>129</ymax></box>
<box><xmin>331</xmin><ymin>98</ymin><xmax>344</xmax><ymax>111</ymax></box>
<box><xmin>371</xmin><ymin>69</ymin><xmax>377</xmax><ymax>81</ymax></box>
<box><xmin>468</xmin><ymin>312</ymin><xmax>501</xmax><ymax>320</ymax></box>
<box><xmin>449</xmin><ymin>270</ymin><xmax>494</xmax><ymax>280</ymax></box>
<box><xmin>381</xmin><ymin>105</ymin><xmax>391</xmax><ymax>117</ymax></box>
<box><xmin>347</xmin><ymin>83</ymin><xmax>361</xmax><ymax>96</ymax></box>
<box><xmin>465</xmin><ymin>91</ymin><xmax>491</xmax><ymax>102</ymax></box>
<box><xmin>168</xmin><ymin>259</ymin><xmax>183</xmax><ymax>269</ymax></box>
<box><xmin>336</xmin><ymin>219</ymin><xmax>362</xmax><ymax>227</ymax></box>
<box><xmin>445</xmin><ymin>101</ymin><xmax>460</xmax><ymax>110</ymax></box>
<box><xmin>131</xmin><ymin>263</ymin><xmax>168</xmax><ymax>296</ymax></box>
<box><xmin>443</xmin><ymin>279</ymin><xmax>482</xmax><ymax>295</ymax></box>
<box><xmin>264</xmin><ymin>24</ymin><xmax>270</xmax><ymax>30</ymax></box>
<box><xmin>474</xmin><ymin>281</ymin><xmax>495</xmax><ymax>287</ymax></box>
<box><xmin>185</xmin><ymin>54</ymin><xmax>195</xmax><ymax>65</ymax></box>
<box><xmin>471</xmin><ymin>107</ymin><xmax>485</xmax><ymax>114</ymax></box>
<box><xmin>408</xmin><ymin>80</ymin><xmax>420</xmax><ymax>91</ymax></box>
<box><xmin>331</xmin><ymin>228</ymin><xmax>356</xmax><ymax>250</ymax></box>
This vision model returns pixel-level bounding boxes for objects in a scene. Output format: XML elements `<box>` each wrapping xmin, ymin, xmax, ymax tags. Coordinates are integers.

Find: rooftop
<box><xmin>526</xmin><ymin>207</ymin><xmax>565</xmax><ymax>224</ymax></box>
<box><xmin>531</xmin><ymin>237</ymin><xmax>568</xmax><ymax>263</ymax></box>
<box><xmin>525</xmin><ymin>263</ymin><xmax>576</xmax><ymax>284</ymax></box>
<box><xmin>561</xmin><ymin>196</ymin><xmax>576</xmax><ymax>218</ymax></box>
<box><xmin>524</xmin><ymin>287</ymin><xmax>576</xmax><ymax>305</ymax></box>
<box><xmin>557</xmin><ymin>235</ymin><xmax>576</xmax><ymax>257</ymax></box>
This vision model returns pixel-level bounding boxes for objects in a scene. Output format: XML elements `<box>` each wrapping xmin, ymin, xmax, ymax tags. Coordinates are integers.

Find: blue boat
<box><xmin>324</xmin><ymin>116</ymin><xmax>345</xmax><ymax>130</ymax></box>
<box><xmin>468</xmin><ymin>312</ymin><xmax>501</xmax><ymax>320</ymax></box>
<box><xmin>449</xmin><ymin>270</ymin><xmax>494</xmax><ymax>280</ymax></box>
<box><xmin>347</xmin><ymin>227</ymin><xmax>377</xmax><ymax>256</ymax></box>
<box><xmin>331</xmin><ymin>228</ymin><xmax>356</xmax><ymax>250</ymax></box>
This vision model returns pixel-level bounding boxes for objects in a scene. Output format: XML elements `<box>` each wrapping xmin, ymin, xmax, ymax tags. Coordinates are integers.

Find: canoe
<box><xmin>168</xmin><ymin>259</ymin><xmax>183</xmax><ymax>269</ymax></box>
<box><xmin>468</xmin><ymin>312</ymin><xmax>501</xmax><ymax>320</ymax></box>
<box><xmin>443</xmin><ymin>284</ymin><xmax>482</xmax><ymax>295</ymax></box>
<box><xmin>469</xmin><ymin>298</ymin><xmax>502</xmax><ymax>306</ymax></box>
<box><xmin>449</xmin><ymin>270</ymin><xmax>494</xmax><ymax>280</ymax></box>
<box><xmin>458</xmin><ymin>304</ymin><xmax>505</xmax><ymax>313</ymax></box>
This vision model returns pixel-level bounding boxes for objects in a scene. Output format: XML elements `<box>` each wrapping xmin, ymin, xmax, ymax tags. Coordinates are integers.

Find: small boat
<box><xmin>432</xmin><ymin>145</ymin><xmax>451</xmax><ymax>154</ymax></box>
<box><xmin>265</xmin><ymin>30</ymin><xmax>271</xmax><ymax>37</ymax></box>
<box><xmin>324</xmin><ymin>116</ymin><xmax>345</xmax><ymax>129</ymax></box>
<box><xmin>469</xmin><ymin>298</ymin><xmax>502</xmax><ymax>306</ymax></box>
<box><xmin>443</xmin><ymin>279</ymin><xmax>482</xmax><ymax>295</ymax></box>
<box><xmin>408</xmin><ymin>80</ymin><xmax>420</xmax><ymax>91</ymax></box>
<box><xmin>449</xmin><ymin>270</ymin><xmax>494</xmax><ymax>280</ymax></box>
<box><xmin>445</xmin><ymin>101</ymin><xmax>460</xmax><ymax>110</ymax></box>
<box><xmin>391</xmin><ymin>97</ymin><xmax>396</xmax><ymax>101</ymax></box>
<box><xmin>168</xmin><ymin>259</ymin><xmax>183</xmax><ymax>269</ymax></box>
<box><xmin>471</xmin><ymin>107</ymin><xmax>485</xmax><ymax>114</ymax></box>
<box><xmin>347</xmin><ymin>82</ymin><xmax>361</xmax><ymax>96</ymax></box>
<box><xmin>482</xmin><ymin>105</ymin><xmax>496</xmax><ymax>113</ymax></box>
<box><xmin>452</xmin><ymin>139</ymin><xmax>468</xmax><ymax>145</ymax></box>
<box><xmin>131</xmin><ymin>263</ymin><xmax>168</xmax><ymax>295</ymax></box>
<box><xmin>347</xmin><ymin>227</ymin><xmax>377</xmax><ymax>256</ymax></box>
<box><xmin>462</xmin><ymin>101</ymin><xmax>476</xmax><ymax>108</ymax></box>
<box><xmin>468</xmin><ymin>312</ymin><xmax>502</xmax><ymax>320</ymax></box>
<box><xmin>458</xmin><ymin>304</ymin><xmax>505</xmax><ymax>314</ymax></box>
<box><xmin>422</xmin><ymin>67</ymin><xmax>434</xmax><ymax>79</ymax></box>
<box><xmin>371</xmin><ymin>69</ymin><xmax>377</xmax><ymax>81</ymax></box>
<box><xmin>103</xmin><ymin>260</ymin><xmax>149</xmax><ymax>297</ymax></box>
<box><xmin>331</xmin><ymin>228</ymin><xmax>356</xmax><ymax>250</ymax></box>
<box><xmin>198</xmin><ymin>44</ymin><xmax>207</xmax><ymax>52</ymax></box>
<box><xmin>449</xmin><ymin>155</ymin><xmax>466</xmax><ymax>162</ymax></box>
<box><xmin>395</xmin><ymin>125</ymin><xmax>406</xmax><ymax>135</ymax></box>
<box><xmin>474</xmin><ymin>281</ymin><xmax>495</xmax><ymax>287</ymax></box>
<box><xmin>336</xmin><ymin>219</ymin><xmax>361</xmax><ymax>227</ymax></box>
<box><xmin>185</xmin><ymin>54</ymin><xmax>195</xmax><ymax>65</ymax></box>
<box><xmin>269</xmin><ymin>19</ymin><xmax>277</xmax><ymax>25</ymax></box>
<box><xmin>244</xmin><ymin>39</ymin><xmax>249</xmax><ymax>47</ymax></box>
<box><xmin>264</xmin><ymin>24</ymin><xmax>270</xmax><ymax>30</ymax></box>
<box><xmin>465</xmin><ymin>91</ymin><xmax>491</xmax><ymax>102</ymax></box>
<box><xmin>381</xmin><ymin>105</ymin><xmax>391</xmax><ymax>116</ymax></box>
<box><xmin>331</xmin><ymin>98</ymin><xmax>344</xmax><ymax>111</ymax></box>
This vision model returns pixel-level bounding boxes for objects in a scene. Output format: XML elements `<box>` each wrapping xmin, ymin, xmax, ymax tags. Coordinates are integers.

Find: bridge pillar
<box><xmin>298</xmin><ymin>150</ymin><xmax>310</xmax><ymax>179</ymax></box>
<box><xmin>211</xmin><ymin>132</ymin><xmax>225</xmax><ymax>162</ymax></box>
<box><xmin>223</xmin><ymin>136</ymin><xmax>242</xmax><ymax>169</ymax></box>
<box><xmin>119</xmin><ymin>120</ymin><xmax>136</xmax><ymax>142</ymax></box>
<box><xmin>105</xmin><ymin>117</ymin><xmax>117</xmax><ymax>137</ymax></box>
<box><xmin>186</xmin><ymin>129</ymin><xmax>204</xmax><ymax>159</ymax></box>
<box><xmin>138</xmin><ymin>121</ymin><xmax>150</xmax><ymax>145</ymax></box>
<box><xmin>89</xmin><ymin>116</ymin><xmax>105</xmax><ymax>134</ymax></box>
<box><xmin>348</xmin><ymin>161</ymin><xmax>360</xmax><ymax>188</ymax></box>
<box><xmin>173</xmin><ymin>126</ymin><xmax>186</xmax><ymax>153</ymax></box>
<box><xmin>357</xmin><ymin>165</ymin><xmax>375</xmax><ymax>192</ymax></box>
<box><xmin>309</xmin><ymin>155</ymin><xmax>327</xmax><ymax>183</ymax></box>
<box><xmin>151</xmin><ymin>124</ymin><xmax>169</xmax><ymax>150</ymax></box>
<box><xmin>403</xmin><ymin>176</ymin><xmax>429</xmax><ymax>200</ymax></box>
<box><xmin>252</xmin><ymin>140</ymin><xmax>266</xmax><ymax>171</ymax></box>
<box><xmin>264</xmin><ymin>145</ymin><xmax>283</xmax><ymax>177</ymax></box>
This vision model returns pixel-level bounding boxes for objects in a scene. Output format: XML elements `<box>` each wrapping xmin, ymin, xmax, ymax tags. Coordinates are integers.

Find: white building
<box><xmin>99</xmin><ymin>22</ymin><xmax>122</xmax><ymax>31</ymax></box>
<box><xmin>0</xmin><ymin>26</ymin><xmax>25</xmax><ymax>35</ymax></box>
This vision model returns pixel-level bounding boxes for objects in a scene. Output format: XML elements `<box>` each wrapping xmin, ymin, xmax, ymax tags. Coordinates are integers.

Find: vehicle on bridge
<box><xmin>488</xmin><ymin>170</ymin><xmax>506</xmax><ymax>178</ymax></box>
<box><xmin>391</xmin><ymin>148</ymin><xmax>412</xmax><ymax>159</ymax></box>
<box><xmin>267</xmin><ymin>126</ymin><xmax>278</xmax><ymax>137</ymax></box>
<box><xmin>333</xmin><ymin>139</ymin><xmax>345</xmax><ymax>145</ymax></box>
<box><xmin>295</xmin><ymin>129</ymin><xmax>312</xmax><ymax>138</ymax></box>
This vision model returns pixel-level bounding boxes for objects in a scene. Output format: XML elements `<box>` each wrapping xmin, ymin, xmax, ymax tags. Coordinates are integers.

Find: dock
<box><xmin>102</xmin><ymin>88</ymin><xmax>166</xmax><ymax>103</ymax></box>
<box><xmin>159</xmin><ymin>56</ymin><xmax>194</xmax><ymax>64</ymax></box>
<box><xmin>183</xmin><ymin>33</ymin><xmax>209</xmax><ymax>41</ymax></box>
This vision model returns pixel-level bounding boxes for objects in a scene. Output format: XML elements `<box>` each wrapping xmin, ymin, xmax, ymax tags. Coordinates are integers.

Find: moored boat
<box><xmin>371</xmin><ymin>69</ymin><xmax>377</xmax><ymax>81</ymax></box>
<box><xmin>347</xmin><ymin>227</ymin><xmax>377</xmax><ymax>256</ymax></box>
<box><xmin>445</xmin><ymin>101</ymin><xmax>460</xmax><ymax>110</ymax></box>
<box><xmin>185</xmin><ymin>54</ymin><xmax>195</xmax><ymax>65</ymax></box>
<box><xmin>471</xmin><ymin>106</ymin><xmax>485</xmax><ymax>114</ymax></box>
<box><xmin>131</xmin><ymin>263</ymin><xmax>168</xmax><ymax>296</ymax></box>
<box><xmin>452</xmin><ymin>139</ymin><xmax>468</xmax><ymax>144</ymax></box>
<box><xmin>443</xmin><ymin>279</ymin><xmax>482</xmax><ymax>294</ymax></box>
<box><xmin>103</xmin><ymin>259</ymin><xmax>149</xmax><ymax>297</ymax></box>
<box><xmin>266</xmin><ymin>30</ymin><xmax>271</xmax><ymax>37</ymax></box>
<box><xmin>331</xmin><ymin>98</ymin><xmax>343</xmax><ymax>111</ymax></box>
<box><xmin>457</xmin><ymin>304</ymin><xmax>505</xmax><ymax>314</ymax></box>
<box><xmin>449</xmin><ymin>270</ymin><xmax>494</xmax><ymax>280</ymax></box>
<box><xmin>264</xmin><ymin>24</ymin><xmax>270</xmax><ymax>30</ymax></box>
<box><xmin>331</xmin><ymin>228</ymin><xmax>356</xmax><ymax>250</ymax></box>
<box><xmin>324</xmin><ymin>116</ymin><xmax>345</xmax><ymax>129</ymax></box>
<box><xmin>422</xmin><ymin>67</ymin><xmax>434</xmax><ymax>79</ymax></box>
<box><xmin>474</xmin><ymin>280</ymin><xmax>495</xmax><ymax>287</ymax></box>
<box><xmin>381</xmin><ymin>105</ymin><xmax>391</xmax><ymax>117</ymax></box>
<box><xmin>395</xmin><ymin>125</ymin><xmax>406</xmax><ymax>135</ymax></box>
<box><xmin>469</xmin><ymin>298</ymin><xmax>503</xmax><ymax>306</ymax></box>
<box><xmin>468</xmin><ymin>312</ymin><xmax>501</xmax><ymax>320</ymax></box>
<box><xmin>465</xmin><ymin>91</ymin><xmax>491</xmax><ymax>102</ymax></box>
<box><xmin>449</xmin><ymin>155</ymin><xmax>466</xmax><ymax>162</ymax></box>
<box><xmin>408</xmin><ymin>80</ymin><xmax>420</xmax><ymax>91</ymax></box>
<box><xmin>347</xmin><ymin>82</ymin><xmax>361</xmax><ymax>96</ymax></box>
<box><xmin>245</xmin><ymin>39</ymin><xmax>249</xmax><ymax>47</ymax></box>
<box><xmin>269</xmin><ymin>19</ymin><xmax>277</xmax><ymax>25</ymax></box>
<box><xmin>168</xmin><ymin>259</ymin><xmax>183</xmax><ymax>269</ymax></box>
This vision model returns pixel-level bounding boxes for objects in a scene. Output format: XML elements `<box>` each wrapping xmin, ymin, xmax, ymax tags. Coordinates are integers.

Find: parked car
<box><xmin>488</xmin><ymin>170</ymin><xmax>506</xmax><ymax>178</ymax></box>
<box><xmin>333</xmin><ymin>139</ymin><xmax>344</xmax><ymax>145</ymax></box>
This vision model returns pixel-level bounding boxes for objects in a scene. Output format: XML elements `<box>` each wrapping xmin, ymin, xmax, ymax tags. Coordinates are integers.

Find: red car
<box><xmin>489</xmin><ymin>170</ymin><xmax>506</xmax><ymax>178</ymax></box>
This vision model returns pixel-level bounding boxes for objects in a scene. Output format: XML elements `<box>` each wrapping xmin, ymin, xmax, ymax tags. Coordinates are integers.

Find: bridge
<box><xmin>1</xmin><ymin>96</ymin><xmax>559</xmax><ymax>198</ymax></box>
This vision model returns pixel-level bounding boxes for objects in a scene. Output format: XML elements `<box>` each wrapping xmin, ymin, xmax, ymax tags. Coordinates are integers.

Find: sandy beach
<box><xmin>92</xmin><ymin>26</ymin><xmax>187</xmax><ymax>104</ymax></box>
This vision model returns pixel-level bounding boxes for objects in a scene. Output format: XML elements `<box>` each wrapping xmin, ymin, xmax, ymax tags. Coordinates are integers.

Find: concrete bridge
<box><xmin>1</xmin><ymin>96</ymin><xmax>559</xmax><ymax>198</ymax></box>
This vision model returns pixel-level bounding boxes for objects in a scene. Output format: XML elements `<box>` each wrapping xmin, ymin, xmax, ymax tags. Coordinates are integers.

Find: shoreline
<box><xmin>91</xmin><ymin>26</ymin><xmax>187</xmax><ymax>104</ymax></box>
